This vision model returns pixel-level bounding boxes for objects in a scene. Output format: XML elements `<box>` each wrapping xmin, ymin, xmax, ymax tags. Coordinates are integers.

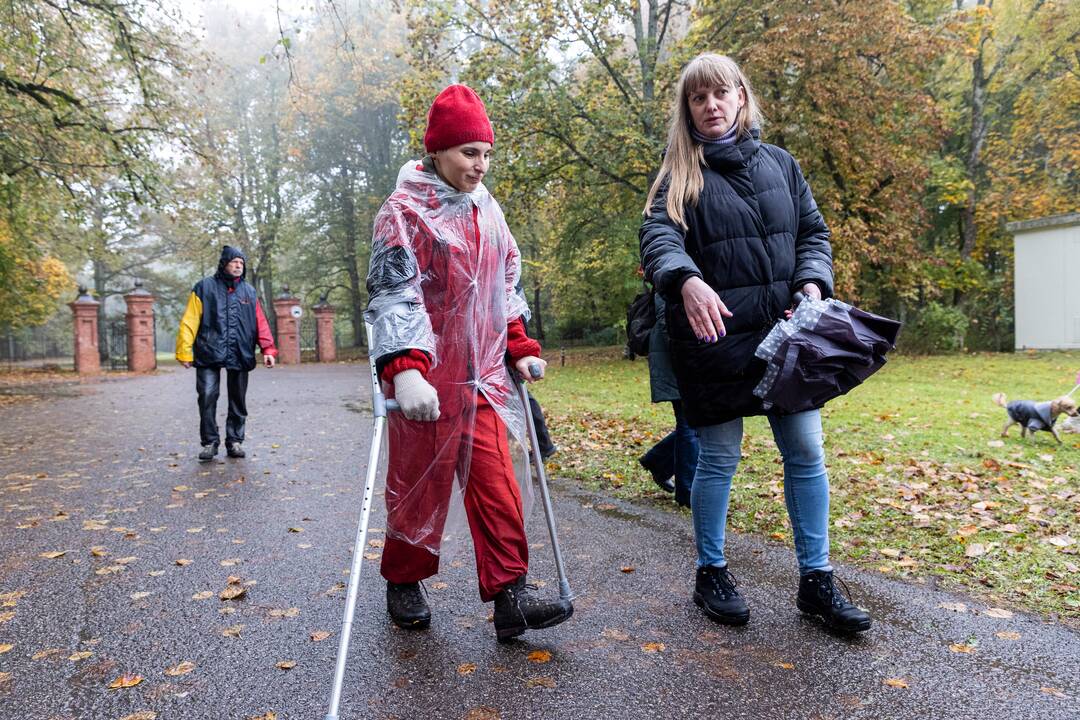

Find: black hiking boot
<box><xmin>638</xmin><ymin>455</ymin><xmax>675</xmax><ymax>493</ymax></box>
<box><xmin>386</xmin><ymin>581</ymin><xmax>431</xmax><ymax>629</ymax></box>
<box><xmin>492</xmin><ymin>576</ymin><xmax>573</xmax><ymax>642</ymax></box>
<box><xmin>797</xmin><ymin>569</ymin><xmax>872</xmax><ymax>633</ymax></box>
<box><xmin>225</xmin><ymin>441</ymin><xmax>245</xmax><ymax>458</ymax></box>
<box><xmin>198</xmin><ymin>444</ymin><xmax>218</xmax><ymax>462</ymax></box>
<box><xmin>693</xmin><ymin>565</ymin><xmax>750</xmax><ymax>625</ymax></box>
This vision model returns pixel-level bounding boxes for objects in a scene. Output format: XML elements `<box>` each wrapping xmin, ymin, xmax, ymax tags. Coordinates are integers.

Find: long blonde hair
<box><xmin>644</xmin><ymin>54</ymin><xmax>763</xmax><ymax>229</ymax></box>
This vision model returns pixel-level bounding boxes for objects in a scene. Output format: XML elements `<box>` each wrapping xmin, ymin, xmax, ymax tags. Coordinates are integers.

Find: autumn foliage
<box><xmin>398</xmin><ymin>0</ymin><xmax>1078</xmax><ymax>349</ymax></box>
<box><xmin>0</xmin><ymin>1</ymin><xmax>1076</xmax><ymax>350</ymax></box>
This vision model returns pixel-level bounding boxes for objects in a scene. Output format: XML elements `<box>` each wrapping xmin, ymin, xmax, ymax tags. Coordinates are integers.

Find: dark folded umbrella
<box><xmin>753</xmin><ymin>298</ymin><xmax>901</xmax><ymax>413</ymax></box>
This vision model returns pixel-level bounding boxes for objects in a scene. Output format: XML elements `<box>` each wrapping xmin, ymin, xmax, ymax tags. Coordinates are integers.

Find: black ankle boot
<box><xmin>492</xmin><ymin>576</ymin><xmax>573</xmax><ymax>642</ymax></box>
<box><xmin>694</xmin><ymin>565</ymin><xmax>750</xmax><ymax>625</ymax></box>
<box><xmin>797</xmin><ymin>569</ymin><xmax>871</xmax><ymax>633</ymax></box>
<box><xmin>638</xmin><ymin>455</ymin><xmax>675</xmax><ymax>493</ymax></box>
<box><xmin>386</xmin><ymin>581</ymin><xmax>431</xmax><ymax>629</ymax></box>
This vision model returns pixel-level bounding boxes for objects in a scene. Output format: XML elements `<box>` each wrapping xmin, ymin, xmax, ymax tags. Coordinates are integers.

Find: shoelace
<box><xmin>511</xmin><ymin>582</ymin><xmax>543</xmax><ymax>606</ymax></box>
<box><xmin>399</xmin><ymin>580</ymin><xmax>428</xmax><ymax>604</ymax></box>
<box><xmin>707</xmin><ymin>568</ymin><xmax>738</xmax><ymax>599</ymax></box>
<box><xmin>818</xmin><ymin>574</ymin><xmax>856</xmax><ymax>609</ymax></box>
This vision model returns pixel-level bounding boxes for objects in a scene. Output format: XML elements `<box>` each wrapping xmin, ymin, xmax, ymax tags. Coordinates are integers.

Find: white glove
<box><xmin>392</xmin><ymin>369</ymin><xmax>440</xmax><ymax>422</ymax></box>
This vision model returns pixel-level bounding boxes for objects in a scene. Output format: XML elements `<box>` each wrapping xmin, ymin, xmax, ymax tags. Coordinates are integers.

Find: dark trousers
<box><xmin>195</xmin><ymin>367</ymin><xmax>248</xmax><ymax>447</ymax></box>
<box><xmin>641</xmin><ymin>400</ymin><xmax>699</xmax><ymax>507</ymax></box>
<box><xmin>527</xmin><ymin>393</ymin><xmax>556</xmax><ymax>457</ymax></box>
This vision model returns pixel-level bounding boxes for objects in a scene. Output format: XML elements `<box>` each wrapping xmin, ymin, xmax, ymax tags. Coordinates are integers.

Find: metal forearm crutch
<box><xmin>518</xmin><ymin>365</ymin><xmax>574</xmax><ymax>602</ymax></box>
<box><xmin>323</xmin><ymin>322</ymin><xmax>399</xmax><ymax>720</ymax></box>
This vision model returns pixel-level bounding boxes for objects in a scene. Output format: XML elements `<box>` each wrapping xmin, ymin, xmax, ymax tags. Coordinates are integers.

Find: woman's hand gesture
<box><xmin>680</xmin><ymin>276</ymin><xmax>733</xmax><ymax>342</ymax></box>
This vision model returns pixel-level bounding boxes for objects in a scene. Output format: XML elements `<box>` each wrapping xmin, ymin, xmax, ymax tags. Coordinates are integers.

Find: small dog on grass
<box><xmin>992</xmin><ymin>392</ymin><xmax>1079</xmax><ymax>444</ymax></box>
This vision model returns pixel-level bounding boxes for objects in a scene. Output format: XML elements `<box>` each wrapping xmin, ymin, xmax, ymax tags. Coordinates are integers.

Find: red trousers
<box><xmin>380</xmin><ymin>395</ymin><xmax>529</xmax><ymax>601</ymax></box>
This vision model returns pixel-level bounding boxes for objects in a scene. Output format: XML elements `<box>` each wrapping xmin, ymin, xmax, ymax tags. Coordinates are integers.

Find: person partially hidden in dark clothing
<box><xmin>528</xmin><ymin>392</ymin><xmax>557</xmax><ymax>459</ymax></box>
<box><xmin>993</xmin><ymin>392</ymin><xmax>1079</xmax><ymax>444</ymax></box>
<box><xmin>176</xmin><ymin>246</ymin><xmax>278</xmax><ymax>461</ymax></box>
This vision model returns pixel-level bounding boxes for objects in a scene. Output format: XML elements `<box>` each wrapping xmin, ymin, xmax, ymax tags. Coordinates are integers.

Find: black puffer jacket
<box><xmin>639</xmin><ymin>130</ymin><xmax>833</xmax><ymax>427</ymax></box>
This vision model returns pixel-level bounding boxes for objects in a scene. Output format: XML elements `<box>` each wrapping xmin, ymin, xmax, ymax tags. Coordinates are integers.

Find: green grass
<box><xmin>531</xmin><ymin>348</ymin><xmax>1080</xmax><ymax>622</ymax></box>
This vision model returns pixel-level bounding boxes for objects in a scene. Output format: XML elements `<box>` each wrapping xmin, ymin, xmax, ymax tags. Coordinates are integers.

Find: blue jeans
<box><xmin>692</xmin><ymin>410</ymin><xmax>831</xmax><ymax>574</ymax></box>
<box><xmin>641</xmin><ymin>401</ymin><xmax>699</xmax><ymax>506</ymax></box>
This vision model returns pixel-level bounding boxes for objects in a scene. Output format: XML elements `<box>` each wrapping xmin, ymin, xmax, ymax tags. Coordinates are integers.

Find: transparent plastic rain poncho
<box><xmin>364</xmin><ymin>160</ymin><xmax>533</xmax><ymax>555</ymax></box>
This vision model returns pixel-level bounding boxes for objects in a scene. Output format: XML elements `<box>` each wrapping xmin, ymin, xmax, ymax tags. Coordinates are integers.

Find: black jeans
<box><xmin>527</xmin><ymin>393</ymin><xmax>556</xmax><ymax>457</ymax></box>
<box><xmin>195</xmin><ymin>367</ymin><xmax>248</xmax><ymax>447</ymax></box>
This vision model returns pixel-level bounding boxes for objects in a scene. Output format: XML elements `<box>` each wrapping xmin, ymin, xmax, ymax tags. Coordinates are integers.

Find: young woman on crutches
<box><xmin>364</xmin><ymin>84</ymin><xmax>574</xmax><ymax>642</ymax></box>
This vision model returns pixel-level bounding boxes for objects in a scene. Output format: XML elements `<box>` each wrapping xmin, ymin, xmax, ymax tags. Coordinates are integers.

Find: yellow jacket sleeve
<box><xmin>175</xmin><ymin>291</ymin><xmax>202</xmax><ymax>363</ymax></box>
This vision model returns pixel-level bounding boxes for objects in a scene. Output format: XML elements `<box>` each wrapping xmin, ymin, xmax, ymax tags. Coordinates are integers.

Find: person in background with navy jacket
<box><xmin>176</xmin><ymin>246</ymin><xmax>277</xmax><ymax>461</ymax></box>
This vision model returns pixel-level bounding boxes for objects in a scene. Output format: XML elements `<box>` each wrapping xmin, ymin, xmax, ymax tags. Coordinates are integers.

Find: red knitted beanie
<box><xmin>423</xmin><ymin>84</ymin><xmax>494</xmax><ymax>153</ymax></box>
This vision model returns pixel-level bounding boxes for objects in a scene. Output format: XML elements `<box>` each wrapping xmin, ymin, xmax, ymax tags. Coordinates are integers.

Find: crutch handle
<box><xmin>385</xmin><ymin>399</ymin><xmax>400</xmax><ymax>412</ymax></box>
<box><xmin>528</xmin><ymin>362</ymin><xmax>543</xmax><ymax>380</ymax></box>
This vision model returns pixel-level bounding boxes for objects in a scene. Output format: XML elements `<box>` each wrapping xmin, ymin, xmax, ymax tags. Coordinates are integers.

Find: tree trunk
<box><xmin>94</xmin><ymin>259</ymin><xmax>109</xmax><ymax>364</ymax></box>
<box><xmin>960</xmin><ymin>36</ymin><xmax>987</xmax><ymax>261</ymax></box>
<box><xmin>340</xmin><ymin>163</ymin><xmax>365</xmax><ymax>347</ymax></box>
<box><xmin>532</xmin><ymin>284</ymin><xmax>544</xmax><ymax>342</ymax></box>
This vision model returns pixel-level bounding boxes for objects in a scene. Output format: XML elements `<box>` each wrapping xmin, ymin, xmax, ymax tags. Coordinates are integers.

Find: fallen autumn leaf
<box><xmin>527</xmin><ymin>650</ymin><xmax>552</xmax><ymax>663</ymax></box>
<box><xmin>165</xmin><ymin>660</ymin><xmax>196</xmax><ymax>676</ymax></box>
<box><xmin>526</xmin><ymin>676</ymin><xmax>556</xmax><ymax>688</ymax></box>
<box><xmin>219</xmin><ymin>585</ymin><xmax>247</xmax><ymax>601</ymax></box>
<box><xmin>108</xmin><ymin>674</ymin><xmax>143</xmax><ymax>689</ymax></box>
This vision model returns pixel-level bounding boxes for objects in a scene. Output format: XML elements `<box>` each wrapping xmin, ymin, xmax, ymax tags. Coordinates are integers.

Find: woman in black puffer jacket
<box><xmin>640</xmin><ymin>53</ymin><xmax>869</xmax><ymax>633</ymax></box>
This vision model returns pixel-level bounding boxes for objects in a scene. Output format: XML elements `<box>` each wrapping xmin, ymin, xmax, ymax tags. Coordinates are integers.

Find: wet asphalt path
<box><xmin>0</xmin><ymin>364</ymin><xmax>1076</xmax><ymax>720</ymax></box>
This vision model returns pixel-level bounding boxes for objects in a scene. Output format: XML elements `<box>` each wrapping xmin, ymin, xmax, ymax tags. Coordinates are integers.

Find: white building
<box><xmin>1007</xmin><ymin>212</ymin><xmax>1080</xmax><ymax>350</ymax></box>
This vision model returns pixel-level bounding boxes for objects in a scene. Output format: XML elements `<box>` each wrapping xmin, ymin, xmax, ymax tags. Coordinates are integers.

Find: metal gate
<box><xmin>106</xmin><ymin>318</ymin><xmax>127</xmax><ymax>370</ymax></box>
<box><xmin>300</xmin><ymin>315</ymin><xmax>318</xmax><ymax>357</ymax></box>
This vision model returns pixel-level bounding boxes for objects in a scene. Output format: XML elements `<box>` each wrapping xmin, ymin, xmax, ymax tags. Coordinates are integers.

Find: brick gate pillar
<box><xmin>124</xmin><ymin>280</ymin><xmax>156</xmax><ymax>372</ymax></box>
<box><xmin>313</xmin><ymin>300</ymin><xmax>337</xmax><ymax>363</ymax></box>
<box><xmin>272</xmin><ymin>286</ymin><xmax>302</xmax><ymax>365</ymax></box>
<box><xmin>68</xmin><ymin>287</ymin><xmax>101</xmax><ymax>375</ymax></box>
